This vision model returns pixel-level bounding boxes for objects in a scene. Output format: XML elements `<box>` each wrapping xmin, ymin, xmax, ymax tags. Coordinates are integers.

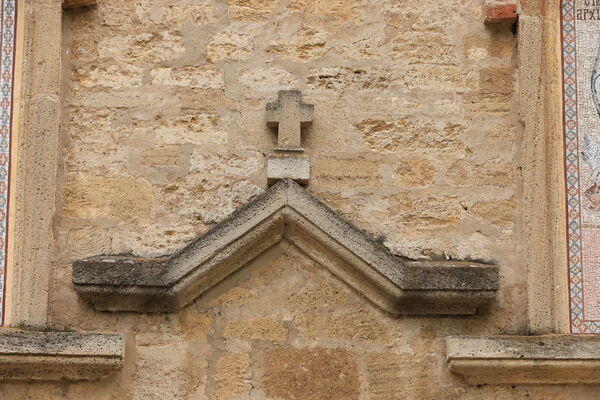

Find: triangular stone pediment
<box><xmin>73</xmin><ymin>180</ymin><xmax>498</xmax><ymax>315</ymax></box>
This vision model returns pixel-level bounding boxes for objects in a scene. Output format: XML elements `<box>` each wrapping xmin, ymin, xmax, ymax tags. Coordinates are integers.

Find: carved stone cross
<box><xmin>266</xmin><ymin>90</ymin><xmax>314</xmax><ymax>151</ymax></box>
<box><xmin>265</xmin><ymin>90</ymin><xmax>314</xmax><ymax>186</ymax></box>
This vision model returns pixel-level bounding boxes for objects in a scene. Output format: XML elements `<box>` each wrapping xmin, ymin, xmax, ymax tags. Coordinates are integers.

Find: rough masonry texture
<box><xmin>72</xmin><ymin>179</ymin><xmax>498</xmax><ymax>314</ymax></box>
<box><xmin>6</xmin><ymin>0</ymin><xmax>598</xmax><ymax>398</ymax></box>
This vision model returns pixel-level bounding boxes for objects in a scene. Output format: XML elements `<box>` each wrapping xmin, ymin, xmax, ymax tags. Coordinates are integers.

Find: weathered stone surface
<box><xmin>290</xmin><ymin>0</ymin><xmax>361</xmax><ymax>22</ymax></box>
<box><xmin>263</xmin><ymin>348</ymin><xmax>360</xmax><ymax>400</ymax></box>
<box><xmin>480</xmin><ymin>67</ymin><xmax>514</xmax><ymax>94</ymax></box>
<box><xmin>63</xmin><ymin>0</ymin><xmax>96</xmax><ymax>9</ymax></box>
<box><xmin>446</xmin><ymin>159</ymin><xmax>514</xmax><ymax>187</ymax></box>
<box><xmin>266</xmin><ymin>90</ymin><xmax>314</xmax><ymax>151</ymax></box>
<box><xmin>393</xmin><ymin>157</ymin><xmax>436</xmax><ymax>187</ymax></box>
<box><xmin>97</xmin><ymin>33</ymin><xmax>185</xmax><ymax>64</ymax></box>
<box><xmin>463</xmin><ymin>35</ymin><xmax>514</xmax><ymax>60</ymax></box>
<box><xmin>206</xmin><ymin>32</ymin><xmax>253</xmax><ymax>62</ymax></box>
<box><xmin>313</xmin><ymin>156</ymin><xmax>382</xmax><ymax>188</ymax></box>
<box><xmin>447</xmin><ymin>335</ymin><xmax>600</xmax><ymax>384</ymax></box>
<box><xmin>150</xmin><ymin>67</ymin><xmax>224</xmax><ymax>89</ymax></box>
<box><xmin>0</xmin><ymin>330</ymin><xmax>123</xmax><ymax>381</ymax></box>
<box><xmin>228</xmin><ymin>0</ymin><xmax>275</xmax><ymax>21</ymax></box>
<box><xmin>223</xmin><ymin>318</ymin><xmax>287</xmax><ymax>343</ymax></box>
<box><xmin>11</xmin><ymin>0</ymin><xmax>63</xmax><ymax>329</ymax></box>
<box><xmin>307</xmin><ymin>67</ymin><xmax>394</xmax><ymax>91</ymax></box>
<box><xmin>268</xmin><ymin>28</ymin><xmax>329</xmax><ymax>60</ymax></box>
<box><xmin>73</xmin><ymin>179</ymin><xmax>498</xmax><ymax>314</ymax></box>
<box><xmin>214</xmin><ymin>353</ymin><xmax>251</xmax><ymax>399</ymax></box>
<box><xmin>267</xmin><ymin>153</ymin><xmax>310</xmax><ymax>185</ymax></box>
<box><xmin>62</xmin><ymin>176</ymin><xmax>155</xmax><ymax>222</ymax></box>
<box><xmin>390</xmin><ymin>196</ymin><xmax>465</xmax><ymax>227</ymax></box>
<box><xmin>355</xmin><ymin>119</ymin><xmax>467</xmax><ymax>153</ymax></box>
<box><xmin>153</xmin><ymin>3</ymin><xmax>216</xmax><ymax>25</ymax></box>
<box><xmin>470</xmin><ymin>199</ymin><xmax>515</xmax><ymax>228</ymax></box>
<box><xmin>23</xmin><ymin>0</ymin><xmax>550</xmax><ymax>396</ymax></box>
<box><xmin>133</xmin><ymin>340</ymin><xmax>204</xmax><ymax>399</ymax></box>
<box><xmin>392</xmin><ymin>31</ymin><xmax>457</xmax><ymax>64</ymax></box>
<box><xmin>239</xmin><ymin>67</ymin><xmax>299</xmax><ymax>92</ymax></box>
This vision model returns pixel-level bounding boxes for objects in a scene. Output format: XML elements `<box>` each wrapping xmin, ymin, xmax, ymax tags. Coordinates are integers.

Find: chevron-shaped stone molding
<box><xmin>0</xmin><ymin>330</ymin><xmax>123</xmax><ymax>381</ymax></box>
<box><xmin>73</xmin><ymin>179</ymin><xmax>499</xmax><ymax>315</ymax></box>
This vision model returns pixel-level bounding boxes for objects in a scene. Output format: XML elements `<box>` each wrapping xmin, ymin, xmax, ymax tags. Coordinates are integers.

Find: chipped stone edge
<box><xmin>72</xmin><ymin>179</ymin><xmax>499</xmax><ymax>315</ymax></box>
<box><xmin>447</xmin><ymin>335</ymin><xmax>600</xmax><ymax>384</ymax></box>
<box><xmin>0</xmin><ymin>330</ymin><xmax>124</xmax><ymax>381</ymax></box>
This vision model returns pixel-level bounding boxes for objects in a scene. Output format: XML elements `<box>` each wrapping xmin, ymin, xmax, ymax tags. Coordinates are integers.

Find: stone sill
<box><xmin>447</xmin><ymin>335</ymin><xmax>600</xmax><ymax>384</ymax></box>
<box><xmin>0</xmin><ymin>330</ymin><xmax>124</xmax><ymax>381</ymax></box>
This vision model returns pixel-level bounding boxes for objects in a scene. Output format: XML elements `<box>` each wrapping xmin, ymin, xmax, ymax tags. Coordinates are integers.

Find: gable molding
<box><xmin>73</xmin><ymin>179</ymin><xmax>499</xmax><ymax>315</ymax></box>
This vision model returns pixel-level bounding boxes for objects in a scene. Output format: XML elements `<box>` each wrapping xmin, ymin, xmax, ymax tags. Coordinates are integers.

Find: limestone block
<box><xmin>206</xmin><ymin>32</ymin><xmax>253</xmax><ymax>62</ymax></box>
<box><xmin>150</xmin><ymin>67</ymin><xmax>224</xmax><ymax>89</ymax></box>
<box><xmin>154</xmin><ymin>4</ymin><xmax>216</xmax><ymax>25</ymax></box>
<box><xmin>239</xmin><ymin>67</ymin><xmax>299</xmax><ymax>92</ymax></box>
<box><xmin>0</xmin><ymin>330</ymin><xmax>123</xmax><ymax>381</ymax></box>
<box><xmin>307</xmin><ymin>66</ymin><xmax>394</xmax><ymax>91</ymax></box>
<box><xmin>355</xmin><ymin>118</ymin><xmax>467</xmax><ymax>153</ymax></box>
<box><xmin>446</xmin><ymin>158</ymin><xmax>514</xmax><ymax>188</ymax></box>
<box><xmin>97</xmin><ymin>33</ymin><xmax>185</xmax><ymax>64</ymax></box>
<box><xmin>393</xmin><ymin>157</ymin><xmax>436</xmax><ymax>187</ymax></box>
<box><xmin>290</xmin><ymin>0</ymin><xmax>361</xmax><ymax>22</ymax></box>
<box><xmin>447</xmin><ymin>335</ymin><xmax>600</xmax><ymax>384</ymax></box>
<box><xmin>223</xmin><ymin>318</ymin><xmax>288</xmax><ymax>343</ymax></box>
<box><xmin>480</xmin><ymin>67</ymin><xmax>514</xmax><ymax>94</ymax></box>
<box><xmin>228</xmin><ymin>0</ymin><xmax>276</xmax><ymax>21</ymax></box>
<box><xmin>463</xmin><ymin>35</ymin><xmax>514</xmax><ymax>60</ymax></box>
<box><xmin>267</xmin><ymin>153</ymin><xmax>310</xmax><ymax>185</ymax></box>
<box><xmin>313</xmin><ymin>156</ymin><xmax>382</xmax><ymax>188</ymax></box>
<box><xmin>133</xmin><ymin>341</ymin><xmax>203</xmax><ymax>399</ymax></box>
<box><xmin>214</xmin><ymin>353</ymin><xmax>251</xmax><ymax>399</ymax></box>
<box><xmin>268</xmin><ymin>28</ymin><xmax>329</xmax><ymax>60</ymax></box>
<box><xmin>263</xmin><ymin>348</ymin><xmax>360</xmax><ymax>400</ymax></box>
<box><xmin>62</xmin><ymin>176</ymin><xmax>155</xmax><ymax>222</ymax></box>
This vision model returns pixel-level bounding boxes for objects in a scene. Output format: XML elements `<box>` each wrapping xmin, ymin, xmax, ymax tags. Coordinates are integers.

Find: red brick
<box><xmin>62</xmin><ymin>0</ymin><xmax>97</xmax><ymax>9</ymax></box>
<box><xmin>484</xmin><ymin>3</ymin><xmax>518</xmax><ymax>24</ymax></box>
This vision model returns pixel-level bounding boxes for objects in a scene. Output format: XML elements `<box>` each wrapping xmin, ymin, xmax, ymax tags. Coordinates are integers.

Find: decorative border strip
<box><xmin>0</xmin><ymin>0</ymin><xmax>16</xmax><ymax>325</ymax></box>
<box><xmin>562</xmin><ymin>0</ymin><xmax>600</xmax><ymax>333</ymax></box>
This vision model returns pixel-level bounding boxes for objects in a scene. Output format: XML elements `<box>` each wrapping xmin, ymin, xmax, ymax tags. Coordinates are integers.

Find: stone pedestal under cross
<box><xmin>266</xmin><ymin>91</ymin><xmax>314</xmax><ymax>185</ymax></box>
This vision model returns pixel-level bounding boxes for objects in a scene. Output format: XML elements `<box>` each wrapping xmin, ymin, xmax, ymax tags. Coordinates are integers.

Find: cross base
<box><xmin>267</xmin><ymin>151</ymin><xmax>310</xmax><ymax>186</ymax></box>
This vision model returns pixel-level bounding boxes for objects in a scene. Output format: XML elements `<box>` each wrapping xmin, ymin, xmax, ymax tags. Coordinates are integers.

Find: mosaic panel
<box><xmin>562</xmin><ymin>0</ymin><xmax>600</xmax><ymax>333</ymax></box>
<box><xmin>0</xmin><ymin>0</ymin><xmax>16</xmax><ymax>325</ymax></box>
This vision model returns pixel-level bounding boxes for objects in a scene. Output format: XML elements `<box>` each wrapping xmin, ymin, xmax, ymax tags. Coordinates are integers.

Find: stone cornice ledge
<box><xmin>73</xmin><ymin>179</ymin><xmax>499</xmax><ymax>315</ymax></box>
<box><xmin>0</xmin><ymin>330</ymin><xmax>124</xmax><ymax>381</ymax></box>
<box><xmin>447</xmin><ymin>335</ymin><xmax>600</xmax><ymax>384</ymax></box>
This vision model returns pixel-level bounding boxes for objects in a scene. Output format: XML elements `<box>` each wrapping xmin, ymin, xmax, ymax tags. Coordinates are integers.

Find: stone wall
<box><xmin>58</xmin><ymin>0</ymin><xmax>518</xmax><ymax>262</ymax></box>
<box><xmin>3</xmin><ymin>0</ymin><xmax>597</xmax><ymax>398</ymax></box>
